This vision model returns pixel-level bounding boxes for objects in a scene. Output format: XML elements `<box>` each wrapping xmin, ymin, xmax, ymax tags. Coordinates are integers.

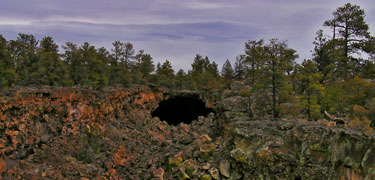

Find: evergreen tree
<box><xmin>203</xmin><ymin>61</ymin><xmax>221</xmax><ymax>89</ymax></box>
<box><xmin>123</xmin><ymin>42</ymin><xmax>135</xmax><ymax>68</ymax></box>
<box><xmin>312</xmin><ymin>30</ymin><xmax>337</xmax><ymax>83</ymax></box>
<box><xmin>156</xmin><ymin>60</ymin><xmax>175</xmax><ymax>88</ymax></box>
<box><xmin>296</xmin><ymin>60</ymin><xmax>324</xmax><ymax>121</ymax></box>
<box><xmin>33</xmin><ymin>36</ymin><xmax>66</xmax><ymax>85</ymax></box>
<box><xmin>221</xmin><ymin>59</ymin><xmax>234</xmax><ymax>85</ymax></box>
<box><xmin>62</xmin><ymin>42</ymin><xmax>80</xmax><ymax>85</ymax></box>
<box><xmin>262</xmin><ymin>39</ymin><xmax>298</xmax><ymax>120</ymax></box>
<box><xmin>206</xmin><ymin>61</ymin><xmax>220</xmax><ymax>79</ymax></box>
<box><xmin>175</xmin><ymin>69</ymin><xmax>186</xmax><ymax>90</ymax></box>
<box><xmin>191</xmin><ymin>54</ymin><xmax>209</xmax><ymax>73</ymax></box>
<box><xmin>0</xmin><ymin>35</ymin><xmax>16</xmax><ymax>89</ymax></box>
<box><xmin>95</xmin><ymin>47</ymin><xmax>110</xmax><ymax>89</ymax></box>
<box><xmin>245</xmin><ymin>39</ymin><xmax>264</xmax><ymax>85</ymax></box>
<box><xmin>80</xmin><ymin>43</ymin><xmax>109</xmax><ymax>89</ymax></box>
<box><xmin>109</xmin><ymin>41</ymin><xmax>123</xmax><ymax>85</ymax></box>
<box><xmin>324</xmin><ymin>3</ymin><xmax>370</xmax><ymax>79</ymax></box>
<box><xmin>133</xmin><ymin>50</ymin><xmax>154</xmax><ymax>84</ymax></box>
<box><xmin>234</xmin><ymin>55</ymin><xmax>246</xmax><ymax>80</ymax></box>
<box><xmin>9</xmin><ymin>33</ymin><xmax>38</xmax><ymax>85</ymax></box>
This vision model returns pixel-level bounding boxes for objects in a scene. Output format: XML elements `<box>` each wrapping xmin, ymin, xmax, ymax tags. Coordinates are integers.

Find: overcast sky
<box><xmin>0</xmin><ymin>0</ymin><xmax>374</xmax><ymax>71</ymax></box>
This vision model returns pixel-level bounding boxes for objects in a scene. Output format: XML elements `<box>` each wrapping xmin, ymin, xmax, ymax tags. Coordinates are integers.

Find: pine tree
<box><xmin>175</xmin><ymin>69</ymin><xmax>186</xmax><ymax>90</ymax></box>
<box><xmin>221</xmin><ymin>59</ymin><xmax>233</xmax><ymax>85</ymax></box>
<box><xmin>0</xmin><ymin>35</ymin><xmax>16</xmax><ymax>89</ymax></box>
<box><xmin>156</xmin><ymin>60</ymin><xmax>175</xmax><ymax>88</ymax></box>
<box><xmin>110</xmin><ymin>41</ymin><xmax>123</xmax><ymax>85</ymax></box>
<box><xmin>191</xmin><ymin>54</ymin><xmax>209</xmax><ymax>73</ymax></box>
<box><xmin>324</xmin><ymin>3</ymin><xmax>370</xmax><ymax>79</ymax></box>
<box><xmin>62</xmin><ymin>42</ymin><xmax>80</xmax><ymax>85</ymax></box>
<box><xmin>245</xmin><ymin>39</ymin><xmax>264</xmax><ymax>85</ymax></box>
<box><xmin>34</xmin><ymin>36</ymin><xmax>66</xmax><ymax>86</ymax></box>
<box><xmin>123</xmin><ymin>42</ymin><xmax>135</xmax><ymax>69</ymax></box>
<box><xmin>234</xmin><ymin>55</ymin><xmax>246</xmax><ymax>80</ymax></box>
<box><xmin>9</xmin><ymin>33</ymin><xmax>38</xmax><ymax>85</ymax></box>
<box><xmin>296</xmin><ymin>60</ymin><xmax>324</xmax><ymax>121</ymax></box>
<box><xmin>312</xmin><ymin>30</ymin><xmax>338</xmax><ymax>83</ymax></box>
<box><xmin>262</xmin><ymin>39</ymin><xmax>298</xmax><ymax>120</ymax></box>
<box><xmin>133</xmin><ymin>50</ymin><xmax>154</xmax><ymax>84</ymax></box>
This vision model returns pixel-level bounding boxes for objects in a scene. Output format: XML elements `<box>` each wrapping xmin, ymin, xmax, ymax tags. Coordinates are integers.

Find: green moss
<box><xmin>343</xmin><ymin>157</ymin><xmax>360</xmax><ymax>169</ymax></box>
<box><xmin>310</xmin><ymin>143</ymin><xmax>328</xmax><ymax>152</ymax></box>
<box><xmin>169</xmin><ymin>157</ymin><xmax>183</xmax><ymax>166</ymax></box>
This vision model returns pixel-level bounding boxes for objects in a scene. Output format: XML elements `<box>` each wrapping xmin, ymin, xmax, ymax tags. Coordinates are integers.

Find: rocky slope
<box><xmin>215</xmin><ymin>88</ymin><xmax>375</xmax><ymax>180</ymax></box>
<box><xmin>0</xmin><ymin>85</ymin><xmax>374</xmax><ymax>179</ymax></box>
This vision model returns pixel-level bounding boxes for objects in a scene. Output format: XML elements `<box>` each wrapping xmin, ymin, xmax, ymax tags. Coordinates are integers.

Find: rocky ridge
<box><xmin>0</xmin><ymin>85</ymin><xmax>374</xmax><ymax>179</ymax></box>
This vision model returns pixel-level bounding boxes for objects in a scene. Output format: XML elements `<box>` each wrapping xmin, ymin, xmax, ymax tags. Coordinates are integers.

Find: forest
<box><xmin>0</xmin><ymin>3</ymin><xmax>375</xmax><ymax>126</ymax></box>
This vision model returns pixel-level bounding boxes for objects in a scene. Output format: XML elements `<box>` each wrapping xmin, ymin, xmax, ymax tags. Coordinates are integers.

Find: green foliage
<box><xmin>175</xmin><ymin>69</ymin><xmax>187</xmax><ymax>90</ymax></box>
<box><xmin>312</xmin><ymin>30</ymin><xmax>337</xmax><ymax>83</ymax></box>
<box><xmin>32</xmin><ymin>36</ymin><xmax>66</xmax><ymax>86</ymax></box>
<box><xmin>0</xmin><ymin>35</ymin><xmax>16</xmax><ymax>89</ymax></box>
<box><xmin>321</xmin><ymin>82</ymin><xmax>347</xmax><ymax>115</ymax></box>
<box><xmin>344</xmin><ymin>76</ymin><xmax>372</xmax><ymax>107</ymax></box>
<box><xmin>296</xmin><ymin>60</ymin><xmax>324</xmax><ymax>121</ymax></box>
<box><xmin>156</xmin><ymin>60</ymin><xmax>175</xmax><ymax>88</ymax></box>
<box><xmin>76</xmin><ymin>127</ymin><xmax>102</xmax><ymax>164</ymax></box>
<box><xmin>245</xmin><ymin>39</ymin><xmax>264</xmax><ymax>85</ymax></box>
<box><xmin>324</xmin><ymin>3</ymin><xmax>370</xmax><ymax>79</ymax></box>
<box><xmin>248</xmin><ymin>38</ymin><xmax>298</xmax><ymax>119</ymax></box>
<box><xmin>9</xmin><ymin>33</ymin><xmax>38</xmax><ymax>85</ymax></box>
<box><xmin>221</xmin><ymin>59</ymin><xmax>233</xmax><ymax>86</ymax></box>
<box><xmin>189</xmin><ymin>54</ymin><xmax>222</xmax><ymax>90</ymax></box>
<box><xmin>234</xmin><ymin>55</ymin><xmax>246</xmax><ymax>80</ymax></box>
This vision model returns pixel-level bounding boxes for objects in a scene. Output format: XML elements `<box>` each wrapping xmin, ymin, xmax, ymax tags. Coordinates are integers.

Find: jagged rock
<box><xmin>230</xmin><ymin>120</ymin><xmax>375</xmax><ymax>179</ymax></box>
<box><xmin>199</xmin><ymin>143</ymin><xmax>216</xmax><ymax>160</ymax></box>
<box><xmin>0</xmin><ymin>86</ymin><xmax>374</xmax><ymax>179</ymax></box>
<box><xmin>152</xmin><ymin>167</ymin><xmax>164</xmax><ymax>180</ymax></box>
<box><xmin>202</xmin><ymin>163</ymin><xmax>211</xmax><ymax>170</ymax></box>
<box><xmin>209</xmin><ymin>167</ymin><xmax>220</xmax><ymax>180</ymax></box>
<box><xmin>0</xmin><ymin>159</ymin><xmax>5</xmax><ymax>174</ymax></box>
<box><xmin>219</xmin><ymin>159</ymin><xmax>230</xmax><ymax>178</ymax></box>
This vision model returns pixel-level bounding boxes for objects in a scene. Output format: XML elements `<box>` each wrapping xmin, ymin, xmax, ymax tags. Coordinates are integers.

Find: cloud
<box><xmin>0</xmin><ymin>18</ymin><xmax>33</xmax><ymax>26</ymax></box>
<box><xmin>182</xmin><ymin>2</ymin><xmax>235</xmax><ymax>10</ymax></box>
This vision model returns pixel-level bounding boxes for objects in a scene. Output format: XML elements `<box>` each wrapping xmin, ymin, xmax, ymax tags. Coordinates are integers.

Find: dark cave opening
<box><xmin>151</xmin><ymin>95</ymin><xmax>214</xmax><ymax>125</ymax></box>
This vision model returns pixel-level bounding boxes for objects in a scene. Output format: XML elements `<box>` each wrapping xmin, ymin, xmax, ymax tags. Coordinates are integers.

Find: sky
<box><xmin>0</xmin><ymin>0</ymin><xmax>374</xmax><ymax>71</ymax></box>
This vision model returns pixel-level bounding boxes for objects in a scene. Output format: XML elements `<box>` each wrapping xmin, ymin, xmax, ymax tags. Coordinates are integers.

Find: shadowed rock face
<box><xmin>152</xmin><ymin>95</ymin><xmax>214</xmax><ymax>125</ymax></box>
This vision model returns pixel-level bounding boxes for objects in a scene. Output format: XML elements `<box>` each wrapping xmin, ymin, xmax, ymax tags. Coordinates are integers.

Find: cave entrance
<box><xmin>151</xmin><ymin>95</ymin><xmax>214</xmax><ymax>125</ymax></box>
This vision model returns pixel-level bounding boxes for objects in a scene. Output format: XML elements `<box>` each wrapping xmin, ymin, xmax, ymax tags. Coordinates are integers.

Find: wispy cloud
<box><xmin>0</xmin><ymin>17</ymin><xmax>34</xmax><ymax>26</ymax></box>
<box><xmin>182</xmin><ymin>2</ymin><xmax>235</xmax><ymax>10</ymax></box>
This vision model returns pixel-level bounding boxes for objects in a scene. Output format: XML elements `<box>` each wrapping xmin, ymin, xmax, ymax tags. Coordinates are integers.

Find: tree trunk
<box><xmin>272</xmin><ymin>59</ymin><xmax>277</xmax><ymax>120</ymax></box>
<box><xmin>344</xmin><ymin>20</ymin><xmax>349</xmax><ymax>80</ymax></box>
<box><xmin>307</xmin><ymin>78</ymin><xmax>311</xmax><ymax>121</ymax></box>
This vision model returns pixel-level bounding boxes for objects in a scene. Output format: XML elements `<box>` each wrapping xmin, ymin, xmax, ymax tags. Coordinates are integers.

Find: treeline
<box><xmin>0</xmin><ymin>34</ymin><xmax>225</xmax><ymax>90</ymax></box>
<box><xmin>0</xmin><ymin>3</ymin><xmax>375</xmax><ymax>124</ymax></box>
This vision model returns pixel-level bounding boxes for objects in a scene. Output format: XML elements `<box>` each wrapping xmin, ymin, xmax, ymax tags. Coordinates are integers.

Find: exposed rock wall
<box><xmin>0</xmin><ymin>86</ymin><xmax>165</xmax><ymax>179</ymax></box>
<box><xmin>231</xmin><ymin>120</ymin><xmax>375</xmax><ymax>179</ymax></box>
<box><xmin>214</xmin><ymin>93</ymin><xmax>375</xmax><ymax>180</ymax></box>
<box><xmin>0</xmin><ymin>86</ymin><xmax>374</xmax><ymax>179</ymax></box>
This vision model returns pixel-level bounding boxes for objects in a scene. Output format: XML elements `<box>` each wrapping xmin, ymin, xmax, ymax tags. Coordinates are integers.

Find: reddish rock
<box><xmin>0</xmin><ymin>159</ymin><xmax>6</xmax><ymax>174</ymax></box>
